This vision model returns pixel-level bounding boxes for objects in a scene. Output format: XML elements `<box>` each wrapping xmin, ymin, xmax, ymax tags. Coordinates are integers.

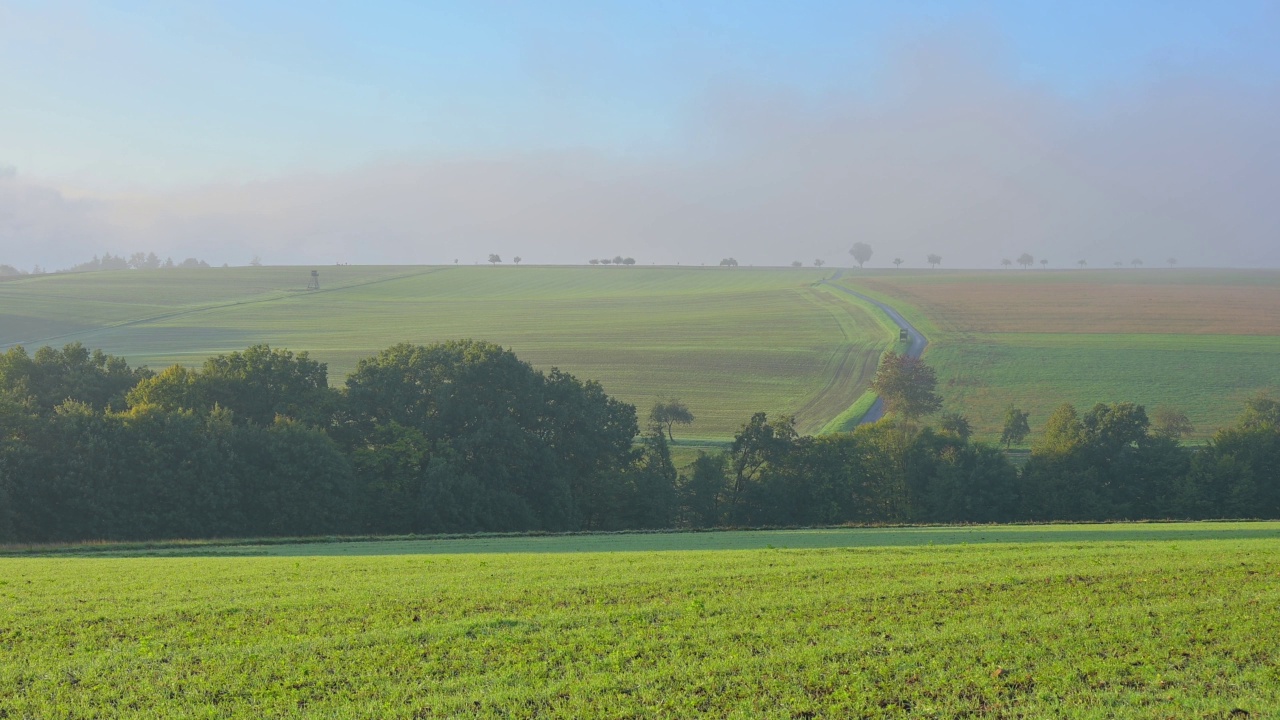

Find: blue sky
<box><xmin>4</xmin><ymin>0</ymin><xmax>1277</xmax><ymax>189</ymax></box>
<box><xmin>1</xmin><ymin>1</ymin><xmax>1278</xmax><ymax>268</ymax></box>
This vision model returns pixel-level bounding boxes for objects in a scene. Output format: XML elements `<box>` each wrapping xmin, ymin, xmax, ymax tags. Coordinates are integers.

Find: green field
<box><xmin>839</xmin><ymin>269</ymin><xmax>1280</xmax><ymax>441</ymax></box>
<box><xmin>5</xmin><ymin>265</ymin><xmax>1279</xmax><ymax>444</ymax></box>
<box><xmin>4</xmin><ymin>523</ymin><xmax>1278</xmax><ymax>717</ymax></box>
<box><xmin>0</xmin><ymin>266</ymin><xmax>895</xmax><ymax>440</ymax></box>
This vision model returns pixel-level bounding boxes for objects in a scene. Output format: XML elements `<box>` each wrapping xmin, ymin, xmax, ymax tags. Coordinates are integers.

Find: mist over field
<box><xmin>2</xmin><ymin>6</ymin><xmax>1278</xmax><ymax>270</ymax></box>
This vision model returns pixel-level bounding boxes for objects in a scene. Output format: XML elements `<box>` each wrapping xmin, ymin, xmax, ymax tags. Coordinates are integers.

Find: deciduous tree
<box><xmin>650</xmin><ymin>399</ymin><xmax>695</xmax><ymax>441</ymax></box>
<box><xmin>1001</xmin><ymin>405</ymin><xmax>1031</xmax><ymax>449</ymax></box>
<box><xmin>869</xmin><ymin>351</ymin><xmax>942</xmax><ymax>423</ymax></box>
<box><xmin>849</xmin><ymin>242</ymin><xmax>873</xmax><ymax>268</ymax></box>
<box><xmin>1152</xmin><ymin>406</ymin><xmax>1194</xmax><ymax>440</ymax></box>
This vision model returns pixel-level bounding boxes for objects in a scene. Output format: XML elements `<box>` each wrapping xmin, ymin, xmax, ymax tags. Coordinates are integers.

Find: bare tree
<box><xmin>893</xmin><ymin>258</ymin><xmax>903</xmax><ymax>268</ymax></box>
<box><xmin>513</xmin><ymin>256</ymin><xmax>522</xmax><ymax>266</ymax></box>
<box><xmin>1077</xmin><ymin>259</ymin><xmax>1087</xmax><ymax>269</ymax></box>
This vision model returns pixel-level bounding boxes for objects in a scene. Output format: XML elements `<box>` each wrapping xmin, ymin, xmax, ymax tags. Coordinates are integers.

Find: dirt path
<box><xmin>821</xmin><ymin>270</ymin><xmax>928</xmax><ymax>424</ymax></box>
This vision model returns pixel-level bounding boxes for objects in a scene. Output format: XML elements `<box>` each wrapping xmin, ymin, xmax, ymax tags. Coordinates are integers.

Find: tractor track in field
<box><xmin>0</xmin><ymin>266</ymin><xmax>449</xmax><ymax>352</ymax></box>
<box><xmin>821</xmin><ymin>270</ymin><xmax>928</xmax><ymax>425</ymax></box>
<box><xmin>791</xmin><ymin>288</ymin><xmax>873</xmax><ymax>429</ymax></box>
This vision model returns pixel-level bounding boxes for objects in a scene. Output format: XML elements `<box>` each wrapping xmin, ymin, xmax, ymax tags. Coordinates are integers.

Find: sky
<box><xmin>2</xmin><ymin>0</ymin><xmax>1279</xmax><ymax>269</ymax></box>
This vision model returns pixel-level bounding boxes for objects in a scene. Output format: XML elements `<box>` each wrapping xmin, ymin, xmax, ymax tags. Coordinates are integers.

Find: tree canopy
<box><xmin>849</xmin><ymin>242</ymin><xmax>873</xmax><ymax>268</ymax></box>
<box><xmin>650</xmin><ymin>399</ymin><xmax>695</xmax><ymax>440</ymax></box>
<box><xmin>869</xmin><ymin>351</ymin><xmax>942</xmax><ymax>422</ymax></box>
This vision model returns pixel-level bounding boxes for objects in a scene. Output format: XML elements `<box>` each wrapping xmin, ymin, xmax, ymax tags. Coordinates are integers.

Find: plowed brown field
<box><xmin>854</xmin><ymin>270</ymin><xmax>1280</xmax><ymax>335</ymax></box>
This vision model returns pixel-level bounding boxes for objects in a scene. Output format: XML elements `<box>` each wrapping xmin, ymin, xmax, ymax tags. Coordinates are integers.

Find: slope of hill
<box><xmin>839</xmin><ymin>269</ymin><xmax>1280</xmax><ymax>441</ymax></box>
<box><xmin>0</xmin><ymin>265</ymin><xmax>895</xmax><ymax>440</ymax></box>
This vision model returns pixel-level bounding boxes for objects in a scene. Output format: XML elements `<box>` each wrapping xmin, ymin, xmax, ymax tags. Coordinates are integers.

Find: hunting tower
<box><xmin>307</xmin><ymin>270</ymin><xmax>320</xmax><ymax>290</ymax></box>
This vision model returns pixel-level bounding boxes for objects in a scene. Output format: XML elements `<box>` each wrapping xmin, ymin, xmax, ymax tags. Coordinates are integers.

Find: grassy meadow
<box><xmin>4</xmin><ymin>264</ymin><xmax>1279</xmax><ymax>443</ymax></box>
<box><xmin>3</xmin><ymin>523</ymin><xmax>1279</xmax><ymax>718</ymax></box>
<box><xmin>840</xmin><ymin>269</ymin><xmax>1280</xmax><ymax>441</ymax></box>
<box><xmin>0</xmin><ymin>266</ymin><xmax>895</xmax><ymax>440</ymax></box>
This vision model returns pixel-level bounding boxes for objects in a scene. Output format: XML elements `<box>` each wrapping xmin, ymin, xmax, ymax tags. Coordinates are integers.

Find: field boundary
<box><xmin>6</xmin><ymin>519</ymin><xmax>1275</xmax><ymax>557</ymax></box>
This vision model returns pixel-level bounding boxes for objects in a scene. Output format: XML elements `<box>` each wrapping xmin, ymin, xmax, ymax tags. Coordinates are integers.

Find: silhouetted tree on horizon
<box><xmin>849</xmin><ymin>242</ymin><xmax>873</xmax><ymax>268</ymax></box>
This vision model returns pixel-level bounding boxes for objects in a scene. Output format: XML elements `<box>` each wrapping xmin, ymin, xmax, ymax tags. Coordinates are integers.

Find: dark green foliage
<box><xmin>3</xmin><ymin>339</ymin><xmax>1279</xmax><ymax>545</ymax></box>
<box><xmin>678</xmin><ymin>452</ymin><xmax>727</xmax><ymax>528</ymax></box>
<box><xmin>1185</xmin><ymin>394</ymin><xmax>1280</xmax><ymax>519</ymax></box>
<box><xmin>649</xmin><ymin>398</ymin><xmax>694</xmax><ymax>440</ymax></box>
<box><xmin>1020</xmin><ymin>402</ymin><xmax>1194</xmax><ymax>521</ymax></box>
<box><xmin>342</xmin><ymin>341</ymin><xmax>639</xmax><ymax>533</ymax></box>
<box><xmin>1000</xmin><ymin>405</ymin><xmax>1030</xmax><ymax>448</ymax></box>
<box><xmin>128</xmin><ymin>345</ymin><xmax>334</xmax><ymax>426</ymax></box>
<box><xmin>0</xmin><ymin>340</ymin><xmax>644</xmax><ymax>543</ymax></box>
<box><xmin>0</xmin><ymin>343</ymin><xmax>151</xmax><ymax>414</ymax></box>
<box><xmin>939</xmin><ymin>412</ymin><xmax>972</xmax><ymax>442</ymax></box>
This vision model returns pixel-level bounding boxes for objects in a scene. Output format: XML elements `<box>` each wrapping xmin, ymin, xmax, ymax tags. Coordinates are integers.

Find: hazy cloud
<box><xmin>3</xmin><ymin>33</ymin><xmax>1279</xmax><ymax>269</ymax></box>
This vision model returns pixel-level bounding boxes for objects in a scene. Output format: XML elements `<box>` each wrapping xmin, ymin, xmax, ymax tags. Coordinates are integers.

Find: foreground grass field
<box><xmin>840</xmin><ymin>269</ymin><xmax>1280</xmax><ymax>441</ymax></box>
<box><xmin>3</xmin><ymin>523</ymin><xmax>1279</xmax><ymax>718</ymax></box>
<box><xmin>0</xmin><ymin>266</ymin><xmax>893</xmax><ymax>439</ymax></box>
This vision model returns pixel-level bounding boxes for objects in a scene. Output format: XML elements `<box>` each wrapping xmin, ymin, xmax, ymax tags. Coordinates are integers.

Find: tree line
<box><xmin>0</xmin><ymin>253</ymin><xmax>219</xmax><ymax>277</ymax></box>
<box><xmin>1</xmin><ymin>342</ymin><xmax>1277</xmax><ymax>544</ymax></box>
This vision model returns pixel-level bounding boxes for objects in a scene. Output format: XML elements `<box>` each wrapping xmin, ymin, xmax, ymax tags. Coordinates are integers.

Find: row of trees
<box><xmin>0</xmin><ymin>254</ymin><xmax>218</xmax><ymax>277</ymax></box>
<box><xmin>672</xmin><ymin>394</ymin><xmax>1278</xmax><ymax>528</ymax></box>
<box><xmin>0</xmin><ymin>342</ymin><xmax>666</xmax><ymax>542</ymax></box>
<box><xmin>588</xmin><ymin>257</ymin><xmax>635</xmax><ymax>266</ymax></box>
<box><xmin>843</xmin><ymin>244</ymin><xmax>1180</xmax><ymax>271</ymax></box>
<box><xmin>63</xmin><ymin>253</ymin><xmax>215</xmax><ymax>272</ymax></box>
<box><xmin>2</xmin><ymin>342</ymin><xmax>1277</xmax><ymax>544</ymax></box>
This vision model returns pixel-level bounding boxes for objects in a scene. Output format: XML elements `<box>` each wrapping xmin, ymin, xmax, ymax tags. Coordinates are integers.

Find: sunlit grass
<box><xmin>3</xmin><ymin>523</ymin><xmax>1278</xmax><ymax>718</ymax></box>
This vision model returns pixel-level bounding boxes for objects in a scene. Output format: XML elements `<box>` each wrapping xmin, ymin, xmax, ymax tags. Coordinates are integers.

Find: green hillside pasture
<box><xmin>4</xmin><ymin>523</ymin><xmax>1279</xmax><ymax>718</ymax></box>
<box><xmin>0</xmin><ymin>266</ymin><xmax>893</xmax><ymax>438</ymax></box>
<box><xmin>838</xmin><ymin>271</ymin><xmax>1280</xmax><ymax>441</ymax></box>
<box><xmin>925</xmin><ymin>332</ymin><xmax>1280</xmax><ymax>440</ymax></box>
<box><xmin>0</xmin><ymin>266</ymin><xmax>420</xmax><ymax>346</ymax></box>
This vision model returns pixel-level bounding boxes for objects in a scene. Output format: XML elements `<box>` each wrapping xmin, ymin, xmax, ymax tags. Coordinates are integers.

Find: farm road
<box><xmin>821</xmin><ymin>270</ymin><xmax>928</xmax><ymax>424</ymax></box>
